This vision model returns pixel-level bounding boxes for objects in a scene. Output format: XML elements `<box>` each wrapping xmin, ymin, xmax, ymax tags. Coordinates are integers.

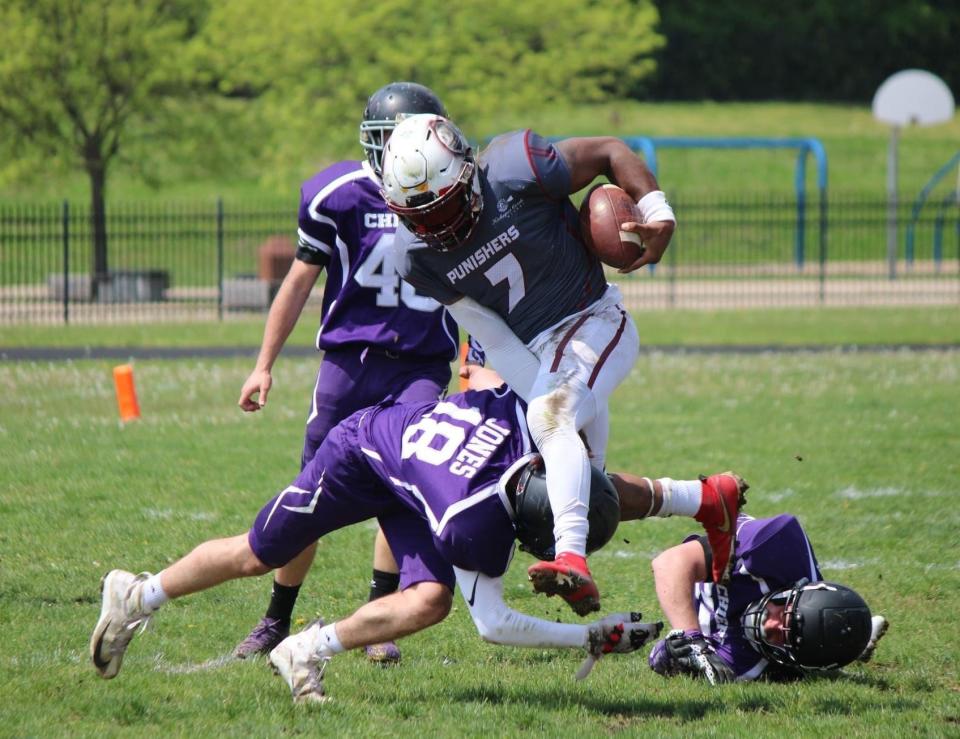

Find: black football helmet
<box><xmin>741</xmin><ymin>580</ymin><xmax>873</xmax><ymax>671</ymax></box>
<box><xmin>511</xmin><ymin>459</ymin><xmax>620</xmax><ymax>561</ymax></box>
<box><xmin>359</xmin><ymin>82</ymin><xmax>448</xmax><ymax>176</ymax></box>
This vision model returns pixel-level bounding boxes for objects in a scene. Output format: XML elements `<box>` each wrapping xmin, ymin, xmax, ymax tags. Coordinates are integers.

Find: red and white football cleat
<box><xmin>694</xmin><ymin>472</ymin><xmax>749</xmax><ymax>583</ymax></box>
<box><xmin>527</xmin><ymin>552</ymin><xmax>600</xmax><ymax>616</ymax></box>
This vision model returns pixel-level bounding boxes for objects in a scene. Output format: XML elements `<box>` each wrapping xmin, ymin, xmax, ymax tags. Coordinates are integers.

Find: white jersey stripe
<box><xmin>307</xmin><ymin>167</ymin><xmax>370</xmax><ymax>219</ymax></box>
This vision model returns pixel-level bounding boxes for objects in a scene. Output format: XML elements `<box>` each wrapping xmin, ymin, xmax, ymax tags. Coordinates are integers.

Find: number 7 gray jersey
<box><xmin>394</xmin><ymin>130</ymin><xmax>608</xmax><ymax>345</ymax></box>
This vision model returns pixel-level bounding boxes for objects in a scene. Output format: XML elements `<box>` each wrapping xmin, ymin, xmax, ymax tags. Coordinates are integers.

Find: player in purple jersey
<box><xmin>89</xmin><ymin>382</ymin><xmax>667</xmax><ymax>702</ymax></box>
<box><xmin>89</xmin><ymin>365</ymin><xmax>752</xmax><ymax>703</ymax></box>
<box><xmin>647</xmin><ymin>513</ymin><xmax>889</xmax><ymax>683</ymax></box>
<box><xmin>381</xmin><ymin>114</ymin><xmax>707</xmax><ymax>618</ymax></box>
<box><xmin>233</xmin><ymin>82</ymin><xmax>457</xmax><ymax>662</ymax></box>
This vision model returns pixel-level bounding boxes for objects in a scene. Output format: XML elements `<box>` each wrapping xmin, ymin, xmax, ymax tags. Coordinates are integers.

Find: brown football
<box><xmin>578</xmin><ymin>184</ymin><xmax>645</xmax><ymax>269</ymax></box>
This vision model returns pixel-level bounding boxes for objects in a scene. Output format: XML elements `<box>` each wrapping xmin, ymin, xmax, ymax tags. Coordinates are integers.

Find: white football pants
<box><xmin>526</xmin><ymin>284</ymin><xmax>639</xmax><ymax>557</ymax></box>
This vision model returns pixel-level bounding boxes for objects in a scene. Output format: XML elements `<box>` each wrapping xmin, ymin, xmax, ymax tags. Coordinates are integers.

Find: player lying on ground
<box><xmin>381</xmin><ymin>113</ymin><xmax>676</xmax><ymax>617</ymax></box>
<box><xmin>90</xmin><ymin>376</ymin><xmax>744</xmax><ymax>703</ymax></box>
<box><xmin>647</xmin><ymin>512</ymin><xmax>890</xmax><ymax>684</ymax></box>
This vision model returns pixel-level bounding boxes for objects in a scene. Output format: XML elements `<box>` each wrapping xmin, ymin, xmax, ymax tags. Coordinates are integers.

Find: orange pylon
<box><xmin>113</xmin><ymin>364</ymin><xmax>141</xmax><ymax>421</ymax></box>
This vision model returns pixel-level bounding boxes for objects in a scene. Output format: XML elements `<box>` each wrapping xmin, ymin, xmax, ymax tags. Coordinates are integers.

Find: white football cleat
<box><xmin>90</xmin><ymin>570</ymin><xmax>154</xmax><ymax>679</ymax></box>
<box><xmin>857</xmin><ymin>615</ymin><xmax>889</xmax><ymax>663</ymax></box>
<box><xmin>269</xmin><ymin>621</ymin><xmax>331</xmax><ymax>704</ymax></box>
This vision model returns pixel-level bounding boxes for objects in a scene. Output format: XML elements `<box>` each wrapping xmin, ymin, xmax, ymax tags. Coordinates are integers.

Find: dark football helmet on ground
<box><xmin>511</xmin><ymin>459</ymin><xmax>620</xmax><ymax>561</ymax></box>
<box><xmin>741</xmin><ymin>580</ymin><xmax>873</xmax><ymax>671</ymax></box>
<box><xmin>359</xmin><ymin>82</ymin><xmax>448</xmax><ymax>176</ymax></box>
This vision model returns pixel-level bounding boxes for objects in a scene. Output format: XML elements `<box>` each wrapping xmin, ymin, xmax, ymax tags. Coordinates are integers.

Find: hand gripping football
<box><xmin>578</xmin><ymin>184</ymin><xmax>645</xmax><ymax>269</ymax></box>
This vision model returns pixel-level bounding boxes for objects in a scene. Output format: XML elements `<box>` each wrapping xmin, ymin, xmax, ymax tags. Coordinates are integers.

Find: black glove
<box><xmin>649</xmin><ymin>629</ymin><xmax>736</xmax><ymax>685</ymax></box>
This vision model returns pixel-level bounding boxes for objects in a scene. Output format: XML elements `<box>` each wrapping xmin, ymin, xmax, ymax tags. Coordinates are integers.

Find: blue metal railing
<box><xmin>624</xmin><ymin>137</ymin><xmax>828</xmax><ymax>270</ymax></box>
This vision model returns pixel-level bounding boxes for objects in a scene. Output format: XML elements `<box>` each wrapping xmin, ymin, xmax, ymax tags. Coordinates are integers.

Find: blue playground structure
<box><xmin>905</xmin><ymin>150</ymin><xmax>960</xmax><ymax>270</ymax></box>
<box><xmin>624</xmin><ymin>137</ymin><xmax>828</xmax><ymax>270</ymax></box>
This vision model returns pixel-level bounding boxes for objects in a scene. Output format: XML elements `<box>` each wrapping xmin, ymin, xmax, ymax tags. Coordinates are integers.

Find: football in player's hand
<box><xmin>578</xmin><ymin>184</ymin><xmax>645</xmax><ymax>269</ymax></box>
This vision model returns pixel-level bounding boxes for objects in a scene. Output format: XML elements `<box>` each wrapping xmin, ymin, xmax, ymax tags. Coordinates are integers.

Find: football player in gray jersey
<box><xmin>381</xmin><ymin>114</ymin><xmax>687</xmax><ymax>617</ymax></box>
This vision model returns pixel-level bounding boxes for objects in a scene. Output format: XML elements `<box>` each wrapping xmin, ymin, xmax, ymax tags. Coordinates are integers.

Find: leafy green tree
<box><xmin>198</xmin><ymin>0</ymin><xmax>664</xmax><ymax>181</ymax></box>
<box><xmin>0</xmin><ymin>0</ymin><xmax>209</xmax><ymax>295</ymax></box>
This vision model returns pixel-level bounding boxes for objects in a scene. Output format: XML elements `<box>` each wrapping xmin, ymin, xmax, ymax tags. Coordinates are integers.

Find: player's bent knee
<box><xmin>405</xmin><ymin>582</ymin><xmax>453</xmax><ymax>627</ymax></box>
<box><xmin>235</xmin><ymin>539</ymin><xmax>272</xmax><ymax>577</ymax></box>
<box><xmin>243</xmin><ymin>556</ymin><xmax>272</xmax><ymax>577</ymax></box>
<box><xmin>526</xmin><ymin>394</ymin><xmax>573</xmax><ymax>440</ymax></box>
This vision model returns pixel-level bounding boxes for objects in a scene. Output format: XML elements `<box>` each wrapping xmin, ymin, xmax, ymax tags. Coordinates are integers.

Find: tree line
<box><xmin>646</xmin><ymin>0</ymin><xmax>960</xmax><ymax>102</ymax></box>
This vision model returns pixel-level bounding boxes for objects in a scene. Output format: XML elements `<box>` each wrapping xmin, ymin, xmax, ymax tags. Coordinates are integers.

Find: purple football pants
<box><xmin>248</xmin><ymin>412</ymin><xmax>456</xmax><ymax>590</ymax></box>
<box><xmin>300</xmin><ymin>347</ymin><xmax>451</xmax><ymax>469</ymax></box>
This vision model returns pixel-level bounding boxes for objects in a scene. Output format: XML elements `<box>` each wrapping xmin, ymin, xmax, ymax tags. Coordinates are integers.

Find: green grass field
<box><xmin>2</xmin><ymin>306</ymin><xmax>959</xmax><ymax>349</ymax></box>
<box><xmin>1</xmin><ymin>337</ymin><xmax>958</xmax><ymax>734</ymax></box>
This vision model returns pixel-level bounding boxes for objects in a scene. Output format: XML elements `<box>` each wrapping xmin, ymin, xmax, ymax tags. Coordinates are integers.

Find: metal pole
<box><xmin>216</xmin><ymin>197</ymin><xmax>224</xmax><ymax>321</ymax></box>
<box><xmin>818</xmin><ymin>190</ymin><xmax>827</xmax><ymax>304</ymax></box>
<box><xmin>794</xmin><ymin>147</ymin><xmax>807</xmax><ymax>269</ymax></box>
<box><xmin>62</xmin><ymin>200</ymin><xmax>70</xmax><ymax>324</ymax></box>
<box><xmin>668</xmin><ymin>212</ymin><xmax>677</xmax><ymax>308</ymax></box>
<box><xmin>886</xmin><ymin>126</ymin><xmax>900</xmax><ymax>280</ymax></box>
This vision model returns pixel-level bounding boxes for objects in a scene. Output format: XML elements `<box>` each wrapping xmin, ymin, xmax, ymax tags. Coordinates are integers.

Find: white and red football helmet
<box><xmin>380</xmin><ymin>114</ymin><xmax>482</xmax><ymax>252</ymax></box>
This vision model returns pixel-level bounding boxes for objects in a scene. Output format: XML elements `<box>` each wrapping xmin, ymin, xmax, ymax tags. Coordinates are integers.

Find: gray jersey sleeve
<box><xmin>484</xmin><ymin>130</ymin><xmax>572</xmax><ymax>200</ymax></box>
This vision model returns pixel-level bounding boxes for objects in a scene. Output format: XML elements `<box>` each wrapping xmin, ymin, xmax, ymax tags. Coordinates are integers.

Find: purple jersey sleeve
<box><xmin>297</xmin><ymin>161</ymin><xmax>362</xmax><ymax>266</ymax></box>
<box><xmin>734</xmin><ymin>514</ymin><xmax>821</xmax><ymax>585</ymax></box>
<box><xmin>296</xmin><ymin>161</ymin><xmax>459</xmax><ymax>359</ymax></box>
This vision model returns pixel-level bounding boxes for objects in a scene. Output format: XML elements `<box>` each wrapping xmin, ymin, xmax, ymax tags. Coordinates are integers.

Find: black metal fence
<box><xmin>0</xmin><ymin>194</ymin><xmax>957</xmax><ymax>325</ymax></box>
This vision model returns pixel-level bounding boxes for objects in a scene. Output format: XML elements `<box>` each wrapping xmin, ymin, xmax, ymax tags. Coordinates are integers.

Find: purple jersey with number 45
<box><xmin>693</xmin><ymin>514</ymin><xmax>823</xmax><ymax>680</ymax></box>
<box><xmin>395</xmin><ymin>131</ymin><xmax>607</xmax><ymax>344</ymax></box>
<box><xmin>298</xmin><ymin>160</ymin><xmax>458</xmax><ymax>359</ymax></box>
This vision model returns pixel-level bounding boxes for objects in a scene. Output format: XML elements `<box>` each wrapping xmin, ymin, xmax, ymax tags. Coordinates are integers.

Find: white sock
<box><xmin>141</xmin><ymin>573</ymin><xmax>169</xmax><ymax>612</ymax></box>
<box><xmin>654</xmin><ymin>478</ymin><xmax>703</xmax><ymax>517</ymax></box>
<box><xmin>316</xmin><ymin>622</ymin><xmax>345</xmax><ymax>658</ymax></box>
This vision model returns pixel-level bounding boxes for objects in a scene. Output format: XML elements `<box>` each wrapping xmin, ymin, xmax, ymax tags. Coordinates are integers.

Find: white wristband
<box><xmin>637</xmin><ymin>190</ymin><xmax>676</xmax><ymax>224</ymax></box>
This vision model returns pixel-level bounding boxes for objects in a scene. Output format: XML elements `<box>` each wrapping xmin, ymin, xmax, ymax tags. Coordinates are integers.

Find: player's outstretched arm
<box><xmin>453</xmin><ymin>568</ymin><xmax>660</xmax><ymax>678</ymax></box>
<box><xmin>651</xmin><ymin>540</ymin><xmax>707</xmax><ymax>632</ymax></box>
<box><xmin>556</xmin><ymin>137</ymin><xmax>675</xmax><ymax>273</ymax></box>
<box><xmin>556</xmin><ymin>137</ymin><xmax>659</xmax><ymax>198</ymax></box>
<box><xmin>446</xmin><ymin>298</ymin><xmax>539</xmax><ymax>400</ymax></box>
<box><xmin>239</xmin><ymin>260</ymin><xmax>322</xmax><ymax>411</ymax></box>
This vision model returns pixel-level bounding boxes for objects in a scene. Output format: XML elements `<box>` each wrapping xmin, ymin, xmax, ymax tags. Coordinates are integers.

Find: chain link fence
<box><xmin>0</xmin><ymin>194</ymin><xmax>957</xmax><ymax>325</ymax></box>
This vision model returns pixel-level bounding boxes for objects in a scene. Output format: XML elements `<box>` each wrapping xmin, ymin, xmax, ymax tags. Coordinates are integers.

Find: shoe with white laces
<box><xmin>857</xmin><ymin>615</ymin><xmax>890</xmax><ymax>662</ymax></box>
<box><xmin>90</xmin><ymin>569</ymin><xmax>154</xmax><ymax>679</ymax></box>
<box><xmin>269</xmin><ymin>621</ymin><xmax>331</xmax><ymax>704</ymax></box>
